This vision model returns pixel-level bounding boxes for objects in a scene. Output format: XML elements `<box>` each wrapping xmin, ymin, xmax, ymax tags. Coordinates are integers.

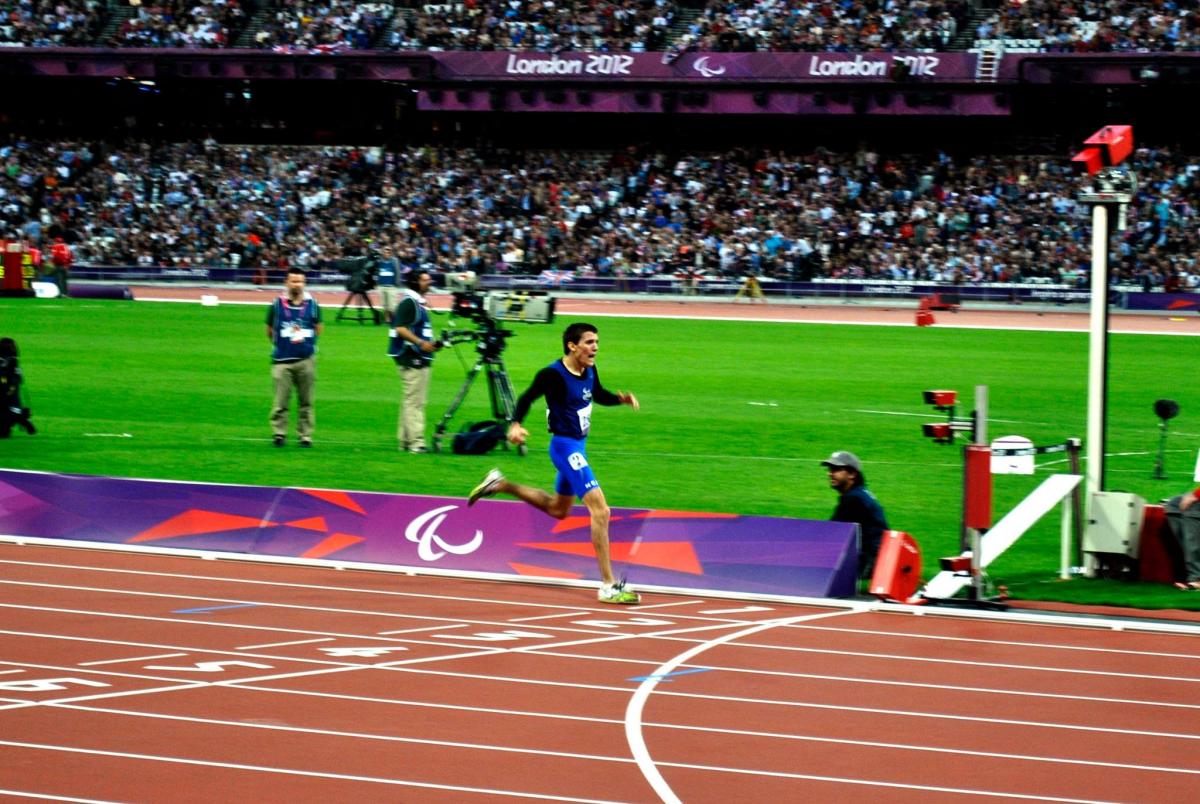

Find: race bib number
<box><xmin>568</xmin><ymin>451</ymin><xmax>589</xmax><ymax>470</ymax></box>
<box><xmin>577</xmin><ymin>403</ymin><xmax>592</xmax><ymax>436</ymax></box>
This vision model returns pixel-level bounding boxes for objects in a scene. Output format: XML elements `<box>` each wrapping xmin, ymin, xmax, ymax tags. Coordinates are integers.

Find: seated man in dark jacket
<box><xmin>822</xmin><ymin>450</ymin><xmax>887</xmax><ymax>579</ymax></box>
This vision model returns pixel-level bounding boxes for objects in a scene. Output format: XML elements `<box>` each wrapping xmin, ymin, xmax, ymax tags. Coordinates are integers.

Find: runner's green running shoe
<box><xmin>598</xmin><ymin>581</ymin><xmax>640</xmax><ymax>605</ymax></box>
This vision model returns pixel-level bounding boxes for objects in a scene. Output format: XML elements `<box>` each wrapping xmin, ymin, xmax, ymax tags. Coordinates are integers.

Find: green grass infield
<box><xmin>3</xmin><ymin>297</ymin><xmax>1197</xmax><ymax>610</ymax></box>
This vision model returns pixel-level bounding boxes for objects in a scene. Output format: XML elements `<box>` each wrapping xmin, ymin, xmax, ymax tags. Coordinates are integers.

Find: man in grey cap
<box><xmin>821</xmin><ymin>450</ymin><xmax>889</xmax><ymax>579</ymax></box>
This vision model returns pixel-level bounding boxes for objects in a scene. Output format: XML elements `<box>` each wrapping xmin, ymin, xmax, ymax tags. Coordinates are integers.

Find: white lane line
<box><xmin>236</xmin><ymin>638</ymin><xmax>333</xmax><ymax>651</ymax></box>
<box><xmin>531</xmin><ymin>648</ymin><xmax>1200</xmax><ymax>712</ymax></box>
<box><xmin>48</xmin><ymin>699</ymin><xmax>1200</xmax><ymax>778</ymax></box>
<box><xmin>0</xmin><ymin>741</ymin><xmax>617</xmax><ymax>803</ymax></box>
<box><xmin>78</xmin><ymin>653</ymin><xmax>187</xmax><ymax>667</ymax></box>
<box><xmin>5</xmin><ymin>591</ymin><xmax>1197</xmax><ymax>695</ymax></box>
<box><xmin>376</xmin><ymin>624</ymin><xmax>468</xmax><ymax>636</ymax></box>
<box><xmin>507</xmin><ymin>612</ymin><xmax>591</xmax><ymax>623</ymax></box>
<box><xmin>5</xmin><ymin>556</ymin><xmax>1195</xmax><ymax>638</ymax></box>
<box><xmin>790</xmin><ymin>623</ymin><xmax>1200</xmax><ymax>662</ymax></box>
<box><xmin>0</xmin><ymin>790</ymin><xmax>116</xmax><ymax>803</ymax></box>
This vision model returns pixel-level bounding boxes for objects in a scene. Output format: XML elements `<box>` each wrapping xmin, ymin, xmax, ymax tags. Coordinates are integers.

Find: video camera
<box><xmin>443</xmin><ymin>271</ymin><xmax>556</xmax><ymax>326</ymax></box>
<box><xmin>340</xmin><ymin>256</ymin><xmax>378</xmax><ymax>294</ymax></box>
<box><xmin>439</xmin><ymin>271</ymin><xmax>556</xmax><ymax>360</ymax></box>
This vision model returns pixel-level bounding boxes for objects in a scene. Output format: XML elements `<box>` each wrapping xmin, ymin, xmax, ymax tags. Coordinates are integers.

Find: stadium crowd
<box><xmin>979</xmin><ymin>0</ymin><xmax>1200</xmax><ymax>53</ymax></box>
<box><xmin>670</xmin><ymin>0</ymin><xmax>967</xmax><ymax>54</ymax></box>
<box><xmin>252</xmin><ymin>1</ymin><xmax>392</xmax><ymax>51</ymax></box>
<box><xmin>107</xmin><ymin>0</ymin><xmax>246</xmax><ymax>48</ymax></box>
<box><xmin>2</xmin><ymin>0</ymin><xmax>1197</xmax><ymax>53</ymax></box>
<box><xmin>4</xmin><ymin>136</ymin><xmax>1198</xmax><ymax>289</ymax></box>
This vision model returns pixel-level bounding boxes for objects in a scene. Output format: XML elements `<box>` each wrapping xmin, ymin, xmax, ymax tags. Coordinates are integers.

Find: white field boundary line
<box><xmin>2</xmin><ymin>546</ymin><xmax>1199</xmax><ymax>638</ymax></box>
<box><xmin>0</xmin><ymin>740</ymin><xmax>618</xmax><ymax>804</ymax></box>
<box><xmin>128</xmin><ymin>293</ymin><xmax>1200</xmax><ymax>337</ymax></box>
<box><xmin>40</xmin><ymin>699</ymin><xmax>1200</xmax><ymax>781</ymax></box>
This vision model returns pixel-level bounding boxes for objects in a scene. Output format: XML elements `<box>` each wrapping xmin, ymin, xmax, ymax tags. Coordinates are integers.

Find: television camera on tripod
<box><xmin>432</xmin><ymin>272</ymin><xmax>556</xmax><ymax>455</ymax></box>
<box><xmin>336</xmin><ymin>255</ymin><xmax>381</xmax><ymax>324</ymax></box>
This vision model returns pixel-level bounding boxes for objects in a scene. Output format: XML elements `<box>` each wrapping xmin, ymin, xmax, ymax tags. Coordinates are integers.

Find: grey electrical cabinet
<box><xmin>1084</xmin><ymin>492</ymin><xmax>1145</xmax><ymax>558</ymax></box>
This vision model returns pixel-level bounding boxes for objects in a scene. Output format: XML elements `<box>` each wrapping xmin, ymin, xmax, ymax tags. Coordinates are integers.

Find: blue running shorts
<box><xmin>549</xmin><ymin>435</ymin><xmax>600</xmax><ymax>499</ymax></box>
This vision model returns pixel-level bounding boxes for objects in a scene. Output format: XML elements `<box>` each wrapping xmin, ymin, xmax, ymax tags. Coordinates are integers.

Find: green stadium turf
<box><xmin>2</xmin><ymin>297</ymin><xmax>1197</xmax><ymax>610</ymax></box>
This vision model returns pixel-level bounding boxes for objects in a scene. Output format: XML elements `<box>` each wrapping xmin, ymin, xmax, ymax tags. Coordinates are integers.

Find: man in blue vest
<box><xmin>375</xmin><ymin>245</ymin><xmax>399</xmax><ymax>316</ymax></box>
<box><xmin>388</xmin><ymin>268</ymin><xmax>440</xmax><ymax>453</ymax></box>
<box><xmin>467</xmin><ymin>322</ymin><xmax>641</xmax><ymax>604</ymax></box>
<box><xmin>266</xmin><ymin>268</ymin><xmax>323</xmax><ymax>447</ymax></box>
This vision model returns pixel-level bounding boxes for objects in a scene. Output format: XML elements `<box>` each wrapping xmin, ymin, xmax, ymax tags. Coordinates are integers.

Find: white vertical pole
<box><xmin>1060</xmin><ymin>495</ymin><xmax>1072</xmax><ymax>580</ymax></box>
<box><xmin>969</xmin><ymin>385</ymin><xmax>988</xmax><ymax>599</ymax></box>
<box><xmin>974</xmin><ymin>385</ymin><xmax>987</xmax><ymax>445</ymax></box>
<box><xmin>1086</xmin><ymin>204</ymin><xmax>1109</xmax><ymax>502</ymax></box>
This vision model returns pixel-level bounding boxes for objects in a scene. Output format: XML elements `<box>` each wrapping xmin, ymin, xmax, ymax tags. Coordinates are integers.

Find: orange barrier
<box><xmin>915</xmin><ymin>297</ymin><xmax>935</xmax><ymax>327</ymax></box>
<box><xmin>870</xmin><ymin>530</ymin><xmax>922</xmax><ymax>603</ymax></box>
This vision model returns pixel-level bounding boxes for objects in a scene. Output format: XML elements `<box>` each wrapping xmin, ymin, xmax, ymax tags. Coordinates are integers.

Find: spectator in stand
<box><xmin>109</xmin><ymin>0</ymin><xmax>245</xmax><ymax>48</ymax></box>
<box><xmin>253</xmin><ymin>1</ymin><xmax>390</xmax><ymax>51</ymax></box>
<box><xmin>0</xmin><ymin>0</ymin><xmax>104</xmax><ymax>46</ymax></box>
<box><xmin>6</xmin><ymin>0</ymin><xmax>1200</xmax><ymax>53</ymax></box>
<box><xmin>9</xmin><ymin>136</ymin><xmax>1200</xmax><ymax>293</ymax></box>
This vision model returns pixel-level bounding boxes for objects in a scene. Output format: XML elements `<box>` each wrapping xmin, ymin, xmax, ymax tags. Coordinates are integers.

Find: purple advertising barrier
<box><xmin>0</xmin><ymin>469</ymin><xmax>859</xmax><ymax>599</ymax></box>
<box><xmin>431</xmin><ymin>51</ymin><xmax>976</xmax><ymax>83</ymax></box>
<box><xmin>1120</xmin><ymin>291</ymin><xmax>1200</xmax><ymax>313</ymax></box>
<box><xmin>67</xmin><ymin>285</ymin><xmax>133</xmax><ymax>300</ymax></box>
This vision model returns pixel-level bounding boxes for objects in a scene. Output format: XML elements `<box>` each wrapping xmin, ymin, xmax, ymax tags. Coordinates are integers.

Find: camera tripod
<box><xmin>433</xmin><ymin>328</ymin><xmax>525</xmax><ymax>455</ymax></box>
<box><xmin>336</xmin><ymin>290</ymin><xmax>380</xmax><ymax>324</ymax></box>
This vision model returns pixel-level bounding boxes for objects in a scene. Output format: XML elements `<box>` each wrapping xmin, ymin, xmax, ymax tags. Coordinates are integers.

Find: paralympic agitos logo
<box><xmin>405</xmin><ymin>505</ymin><xmax>484</xmax><ymax>561</ymax></box>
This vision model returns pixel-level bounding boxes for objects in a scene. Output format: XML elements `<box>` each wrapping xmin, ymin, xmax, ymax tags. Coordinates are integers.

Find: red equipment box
<box><xmin>870</xmin><ymin>530</ymin><xmax>922</xmax><ymax>603</ymax></box>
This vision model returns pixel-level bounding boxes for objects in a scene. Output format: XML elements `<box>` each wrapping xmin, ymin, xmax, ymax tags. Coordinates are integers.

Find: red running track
<box><xmin>2</xmin><ymin>541</ymin><xmax>1199</xmax><ymax>802</ymax></box>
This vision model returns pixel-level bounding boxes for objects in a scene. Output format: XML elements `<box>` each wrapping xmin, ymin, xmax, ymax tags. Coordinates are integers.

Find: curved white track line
<box><xmin>624</xmin><ymin>606</ymin><xmax>868</xmax><ymax>803</ymax></box>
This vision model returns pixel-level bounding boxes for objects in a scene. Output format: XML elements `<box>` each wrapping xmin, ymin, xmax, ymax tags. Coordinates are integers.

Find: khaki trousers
<box><xmin>398</xmin><ymin>365</ymin><xmax>431</xmax><ymax>450</ymax></box>
<box><xmin>271</xmin><ymin>357</ymin><xmax>316</xmax><ymax>439</ymax></box>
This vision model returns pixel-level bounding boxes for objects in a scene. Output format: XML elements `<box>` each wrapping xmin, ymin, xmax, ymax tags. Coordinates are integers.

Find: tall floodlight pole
<box><xmin>1072</xmin><ymin>126</ymin><xmax>1136</xmax><ymax>501</ymax></box>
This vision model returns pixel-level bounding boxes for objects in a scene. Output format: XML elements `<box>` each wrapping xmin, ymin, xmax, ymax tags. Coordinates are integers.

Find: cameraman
<box><xmin>0</xmin><ymin>337</ymin><xmax>36</xmax><ymax>438</ymax></box>
<box><xmin>387</xmin><ymin>269</ymin><xmax>441</xmax><ymax>453</ymax></box>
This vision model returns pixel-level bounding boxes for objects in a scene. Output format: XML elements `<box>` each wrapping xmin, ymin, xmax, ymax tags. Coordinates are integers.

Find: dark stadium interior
<box><xmin>4</xmin><ymin>71</ymin><xmax>1200</xmax><ymax>149</ymax></box>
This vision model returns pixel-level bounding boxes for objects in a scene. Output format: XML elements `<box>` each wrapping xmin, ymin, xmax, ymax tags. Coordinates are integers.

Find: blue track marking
<box><xmin>627</xmin><ymin>667</ymin><xmax>712</xmax><ymax>683</ymax></box>
<box><xmin>173</xmin><ymin>603</ymin><xmax>260</xmax><ymax>614</ymax></box>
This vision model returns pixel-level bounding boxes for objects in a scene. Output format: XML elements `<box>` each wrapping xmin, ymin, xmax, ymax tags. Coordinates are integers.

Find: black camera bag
<box><xmin>452</xmin><ymin>421</ymin><xmax>504</xmax><ymax>455</ymax></box>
